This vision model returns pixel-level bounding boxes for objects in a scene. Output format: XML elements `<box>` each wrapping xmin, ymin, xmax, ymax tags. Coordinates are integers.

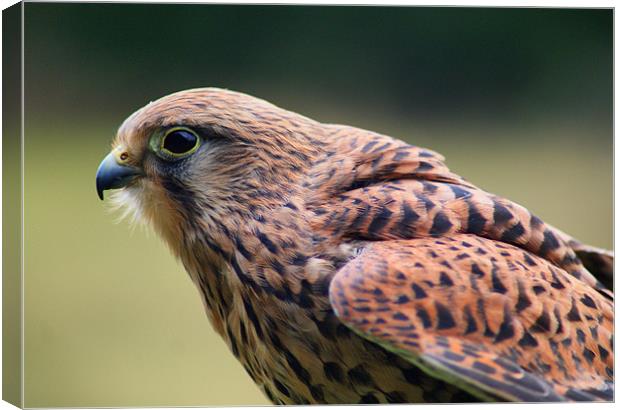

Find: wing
<box><xmin>328</xmin><ymin>235</ymin><xmax>613</xmax><ymax>402</ymax></box>
<box><xmin>309</xmin><ymin>128</ymin><xmax>613</xmax><ymax>295</ymax></box>
<box><xmin>551</xmin><ymin>226</ymin><xmax>614</xmax><ymax>291</ymax></box>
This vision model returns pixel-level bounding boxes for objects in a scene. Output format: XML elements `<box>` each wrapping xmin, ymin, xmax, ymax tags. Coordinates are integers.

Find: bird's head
<box><xmin>96</xmin><ymin>88</ymin><xmax>322</xmax><ymax>255</ymax></box>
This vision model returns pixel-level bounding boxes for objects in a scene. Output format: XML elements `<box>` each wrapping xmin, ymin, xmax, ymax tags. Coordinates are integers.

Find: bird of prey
<box><xmin>96</xmin><ymin>88</ymin><xmax>613</xmax><ymax>403</ymax></box>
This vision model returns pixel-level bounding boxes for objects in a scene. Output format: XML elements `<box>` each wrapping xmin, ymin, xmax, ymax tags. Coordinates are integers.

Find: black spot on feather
<box><xmin>567</xmin><ymin>298</ymin><xmax>582</xmax><ymax>321</ymax></box>
<box><xmin>583</xmin><ymin>348</ymin><xmax>595</xmax><ymax>363</ymax></box>
<box><xmin>523</xmin><ymin>253</ymin><xmax>537</xmax><ymax>267</ymax></box>
<box><xmin>399</xmin><ymin>202</ymin><xmax>419</xmax><ymax>234</ymax></box>
<box><xmin>270</xmin><ymin>259</ymin><xmax>286</xmax><ymax>276</ymax></box>
<box><xmin>539</xmin><ymin>230</ymin><xmax>560</xmax><ymax>256</ymax></box>
<box><xmin>421</xmin><ymin>181</ymin><xmax>438</xmax><ymax>194</ymax></box>
<box><xmin>290</xmin><ymin>253</ymin><xmax>308</xmax><ymax>266</ymax></box>
<box><xmin>576</xmin><ymin>329</ymin><xmax>586</xmax><ymax>344</ymax></box>
<box><xmin>361</xmin><ymin>140</ymin><xmax>379</xmax><ymax>153</ymax></box>
<box><xmin>493</xmin><ymin>202</ymin><xmax>513</xmax><ymax>225</ymax></box>
<box><xmin>449</xmin><ymin>184</ymin><xmax>471</xmax><ymax>199</ymax></box>
<box><xmin>243</xmin><ymin>300</ymin><xmax>263</xmax><ymax>339</ymax></box>
<box><xmin>348</xmin><ymin>365</ymin><xmax>373</xmax><ymax>386</ymax></box>
<box><xmin>323</xmin><ymin>362</ymin><xmax>344</xmax><ymax>382</ymax></box>
<box><xmin>430</xmin><ymin>212</ymin><xmax>453</xmax><ymax>236</ymax></box>
<box><xmin>494</xmin><ymin>304</ymin><xmax>515</xmax><ymax>343</ymax></box>
<box><xmin>416</xmin><ymin>307</ymin><xmax>432</xmax><ymax>328</ymax></box>
<box><xmin>309</xmin><ymin>385</ymin><xmax>325</xmax><ymax>401</ymax></box>
<box><xmin>515</xmin><ymin>279</ymin><xmax>531</xmax><ymax>312</ymax></box>
<box><xmin>392</xmin><ymin>150</ymin><xmax>409</xmax><ymax>161</ymax></box>
<box><xmin>368</xmin><ymin>207</ymin><xmax>393</xmax><ymax>237</ymax></box>
<box><xmin>350</xmin><ymin>203</ymin><xmax>372</xmax><ymax>231</ymax></box>
<box><xmin>395</xmin><ymin>295</ymin><xmax>410</xmax><ymax>304</ymax></box>
<box><xmin>471</xmin><ymin>263</ymin><xmax>485</xmax><ymax>277</ymax></box>
<box><xmin>439</xmin><ymin>272</ymin><xmax>454</xmax><ymax>287</ymax></box>
<box><xmin>235</xmin><ymin>237</ymin><xmax>253</xmax><ymax>261</ymax></box>
<box><xmin>518</xmin><ymin>331</ymin><xmax>539</xmax><ymax>347</ymax></box>
<box><xmin>500</xmin><ymin>222</ymin><xmax>525</xmax><ymax>243</ymax></box>
<box><xmin>256</xmin><ymin>230</ymin><xmax>278</xmax><ymax>253</ymax></box>
<box><xmin>598</xmin><ymin>345</ymin><xmax>609</xmax><ymax>361</ymax></box>
<box><xmin>226</xmin><ymin>326</ymin><xmax>240</xmax><ymax>358</ymax></box>
<box><xmin>416</xmin><ymin>161</ymin><xmax>433</xmax><ymax>172</ymax></box>
<box><xmin>274</xmin><ymin>379</ymin><xmax>290</xmax><ymax>397</ymax></box>
<box><xmin>411</xmin><ymin>283</ymin><xmax>427</xmax><ymax>299</ymax></box>
<box><xmin>580</xmin><ymin>294</ymin><xmax>596</xmax><ymax>308</ymax></box>
<box><xmin>491</xmin><ymin>265</ymin><xmax>508</xmax><ymax>294</ymax></box>
<box><xmin>531</xmin><ymin>310</ymin><xmax>551</xmax><ymax>333</ymax></box>
<box><xmin>284</xmin><ymin>350</ymin><xmax>311</xmax><ymax>385</ymax></box>
<box><xmin>463</xmin><ymin>306</ymin><xmax>477</xmax><ymax>335</ymax></box>
<box><xmin>359</xmin><ymin>393</ymin><xmax>380</xmax><ymax>404</ymax></box>
<box><xmin>393</xmin><ymin>312</ymin><xmax>409</xmax><ymax>321</ymax></box>
<box><xmin>467</xmin><ymin>202</ymin><xmax>486</xmax><ymax>234</ymax></box>
<box><xmin>435</xmin><ymin>301</ymin><xmax>456</xmax><ymax>330</ymax></box>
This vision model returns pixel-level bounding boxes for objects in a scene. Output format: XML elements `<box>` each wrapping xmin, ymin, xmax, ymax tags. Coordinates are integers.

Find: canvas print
<box><xmin>3</xmin><ymin>3</ymin><xmax>613</xmax><ymax>407</ymax></box>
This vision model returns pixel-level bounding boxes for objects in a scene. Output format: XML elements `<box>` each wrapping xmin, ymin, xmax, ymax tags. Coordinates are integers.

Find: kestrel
<box><xmin>96</xmin><ymin>88</ymin><xmax>613</xmax><ymax>403</ymax></box>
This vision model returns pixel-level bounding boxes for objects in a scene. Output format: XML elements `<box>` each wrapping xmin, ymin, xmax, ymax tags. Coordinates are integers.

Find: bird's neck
<box><xmin>171</xmin><ymin>201</ymin><xmax>341</xmax><ymax>339</ymax></box>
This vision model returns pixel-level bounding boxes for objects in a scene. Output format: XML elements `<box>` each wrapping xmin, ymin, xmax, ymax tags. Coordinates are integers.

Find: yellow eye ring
<box><xmin>159</xmin><ymin>127</ymin><xmax>201</xmax><ymax>158</ymax></box>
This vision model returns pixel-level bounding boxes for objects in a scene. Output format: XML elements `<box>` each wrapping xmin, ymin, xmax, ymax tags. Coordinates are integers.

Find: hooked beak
<box><xmin>96</xmin><ymin>152</ymin><xmax>142</xmax><ymax>200</ymax></box>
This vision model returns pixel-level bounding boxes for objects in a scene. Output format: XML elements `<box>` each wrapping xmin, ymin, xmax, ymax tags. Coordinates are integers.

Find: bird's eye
<box><xmin>160</xmin><ymin>128</ymin><xmax>200</xmax><ymax>157</ymax></box>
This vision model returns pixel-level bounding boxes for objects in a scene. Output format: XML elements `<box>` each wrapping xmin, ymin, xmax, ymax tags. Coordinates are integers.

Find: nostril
<box><xmin>120</xmin><ymin>152</ymin><xmax>129</xmax><ymax>161</ymax></box>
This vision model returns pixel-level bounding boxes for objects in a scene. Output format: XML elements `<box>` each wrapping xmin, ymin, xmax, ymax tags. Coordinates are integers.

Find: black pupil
<box><xmin>163</xmin><ymin>130</ymin><xmax>197</xmax><ymax>154</ymax></box>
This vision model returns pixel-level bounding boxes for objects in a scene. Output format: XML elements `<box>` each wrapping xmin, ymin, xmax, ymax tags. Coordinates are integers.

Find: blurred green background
<box><xmin>21</xmin><ymin>4</ymin><xmax>611</xmax><ymax>407</ymax></box>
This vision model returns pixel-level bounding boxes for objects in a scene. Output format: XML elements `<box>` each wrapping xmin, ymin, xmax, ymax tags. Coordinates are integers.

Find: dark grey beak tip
<box><xmin>96</xmin><ymin>184</ymin><xmax>105</xmax><ymax>200</ymax></box>
<box><xmin>96</xmin><ymin>152</ymin><xmax>140</xmax><ymax>200</ymax></box>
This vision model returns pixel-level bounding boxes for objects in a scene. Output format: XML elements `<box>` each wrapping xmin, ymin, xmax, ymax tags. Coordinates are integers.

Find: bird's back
<box><xmin>298</xmin><ymin>123</ymin><xmax>614</xmax><ymax>401</ymax></box>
